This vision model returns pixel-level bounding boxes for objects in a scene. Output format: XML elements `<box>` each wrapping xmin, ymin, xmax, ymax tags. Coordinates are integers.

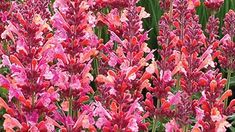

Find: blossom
<box><xmin>218</xmin><ymin>10</ymin><xmax>235</xmax><ymax>71</ymax></box>
<box><xmin>188</xmin><ymin>0</ymin><xmax>200</xmax><ymax>10</ymax></box>
<box><xmin>204</xmin><ymin>0</ymin><xmax>224</xmax><ymax>10</ymax></box>
<box><xmin>165</xmin><ymin>119</ymin><xmax>181</xmax><ymax>132</ymax></box>
<box><xmin>3</xmin><ymin>114</ymin><xmax>22</xmax><ymax>131</ymax></box>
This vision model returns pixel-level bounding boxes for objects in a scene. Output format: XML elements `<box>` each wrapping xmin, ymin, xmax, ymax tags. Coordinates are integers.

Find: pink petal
<box><xmin>0</xmin><ymin>97</ymin><xmax>10</xmax><ymax>110</ymax></box>
<box><xmin>215</xmin><ymin>117</ymin><xmax>231</xmax><ymax>132</ymax></box>
<box><xmin>3</xmin><ymin>114</ymin><xmax>22</xmax><ymax>130</ymax></box>
<box><xmin>163</xmin><ymin>70</ymin><xmax>172</xmax><ymax>82</ymax></box>
<box><xmin>108</xmin><ymin>53</ymin><xmax>118</xmax><ymax>67</ymax></box>
<box><xmin>168</xmin><ymin>92</ymin><xmax>182</xmax><ymax>105</ymax></box>
<box><xmin>95</xmin><ymin>117</ymin><xmax>108</xmax><ymax>129</ymax></box>
<box><xmin>0</xmin><ymin>74</ymin><xmax>10</xmax><ymax>89</ymax></box>
<box><xmin>220</xmin><ymin>34</ymin><xmax>231</xmax><ymax>45</ymax></box>
<box><xmin>45</xmin><ymin>116</ymin><xmax>63</xmax><ymax>129</ymax></box>
<box><xmin>165</xmin><ymin>119</ymin><xmax>180</xmax><ymax>132</ymax></box>
<box><xmin>1</xmin><ymin>55</ymin><xmax>11</xmax><ymax>67</ymax></box>
<box><xmin>127</xmin><ymin>118</ymin><xmax>138</xmax><ymax>132</ymax></box>
<box><xmin>61</xmin><ymin>101</ymin><xmax>69</xmax><ymax>112</ymax></box>
<box><xmin>195</xmin><ymin>107</ymin><xmax>204</xmax><ymax>121</ymax></box>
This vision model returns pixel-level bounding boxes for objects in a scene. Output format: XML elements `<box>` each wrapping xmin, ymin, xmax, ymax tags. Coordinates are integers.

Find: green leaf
<box><xmin>0</xmin><ymin>67</ymin><xmax>10</xmax><ymax>75</ymax></box>
<box><xmin>0</xmin><ymin>87</ymin><xmax>8</xmax><ymax>99</ymax></box>
<box><xmin>230</xmin><ymin>76</ymin><xmax>235</xmax><ymax>86</ymax></box>
<box><xmin>229</xmin><ymin>126</ymin><xmax>235</xmax><ymax>132</ymax></box>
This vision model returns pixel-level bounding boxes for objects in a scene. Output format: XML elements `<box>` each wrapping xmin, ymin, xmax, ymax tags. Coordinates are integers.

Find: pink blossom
<box><xmin>162</xmin><ymin>70</ymin><xmax>172</xmax><ymax>82</ymax></box>
<box><xmin>53</xmin><ymin>0</ymin><xmax>69</xmax><ymax>13</ymax></box>
<box><xmin>167</xmin><ymin>92</ymin><xmax>182</xmax><ymax>105</ymax></box>
<box><xmin>195</xmin><ymin>107</ymin><xmax>204</xmax><ymax>121</ymax></box>
<box><xmin>165</xmin><ymin>119</ymin><xmax>181</xmax><ymax>132</ymax></box>
<box><xmin>215</xmin><ymin>117</ymin><xmax>231</xmax><ymax>132</ymax></box>
<box><xmin>127</xmin><ymin>118</ymin><xmax>138</xmax><ymax>132</ymax></box>
<box><xmin>3</xmin><ymin>114</ymin><xmax>22</xmax><ymax>131</ymax></box>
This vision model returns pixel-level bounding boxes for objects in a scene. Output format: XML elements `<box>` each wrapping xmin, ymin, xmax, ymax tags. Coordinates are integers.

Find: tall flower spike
<box><xmin>218</xmin><ymin>10</ymin><xmax>235</xmax><ymax>71</ymax></box>
<box><xmin>49</xmin><ymin>0</ymin><xmax>99</xmax><ymax>131</ymax></box>
<box><xmin>95</xmin><ymin>0</ymin><xmax>151</xmax><ymax>131</ymax></box>
<box><xmin>192</xmin><ymin>71</ymin><xmax>230</xmax><ymax>131</ymax></box>
<box><xmin>173</xmin><ymin>0</ymin><xmax>194</xmax><ymax>50</ymax></box>
<box><xmin>159</xmin><ymin>0</ymin><xmax>171</xmax><ymax>11</ymax></box>
<box><xmin>222</xmin><ymin>10</ymin><xmax>235</xmax><ymax>38</ymax></box>
<box><xmin>218</xmin><ymin>35</ymin><xmax>235</xmax><ymax>71</ymax></box>
<box><xmin>205</xmin><ymin>16</ymin><xmax>220</xmax><ymax>49</ymax></box>
<box><xmin>146</xmin><ymin>13</ymin><xmax>176</xmax><ymax>115</ymax></box>
<box><xmin>0</xmin><ymin>0</ymin><xmax>15</xmax><ymax>43</ymax></box>
<box><xmin>16</xmin><ymin>0</ymin><xmax>51</xmax><ymax>21</ymax></box>
<box><xmin>0</xmin><ymin>0</ymin><xmax>58</xmax><ymax>131</ymax></box>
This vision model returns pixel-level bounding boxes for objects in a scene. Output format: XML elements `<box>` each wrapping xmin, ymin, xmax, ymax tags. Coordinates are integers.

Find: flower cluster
<box><xmin>219</xmin><ymin>10</ymin><xmax>235</xmax><ymax>71</ymax></box>
<box><xmin>204</xmin><ymin>0</ymin><xmax>224</xmax><ymax>11</ymax></box>
<box><xmin>0</xmin><ymin>0</ymin><xmax>234</xmax><ymax>132</ymax></box>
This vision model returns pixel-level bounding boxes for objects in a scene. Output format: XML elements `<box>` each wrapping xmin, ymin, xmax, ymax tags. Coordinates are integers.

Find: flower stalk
<box><xmin>225</xmin><ymin>70</ymin><xmax>232</xmax><ymax>107</ymax></box>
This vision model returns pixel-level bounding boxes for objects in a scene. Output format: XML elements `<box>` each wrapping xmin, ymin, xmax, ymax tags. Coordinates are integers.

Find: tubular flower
<box><xmin>204</xmin><ymin>0</ymin><xmax>224</xmax><ymax>11</ymax></box>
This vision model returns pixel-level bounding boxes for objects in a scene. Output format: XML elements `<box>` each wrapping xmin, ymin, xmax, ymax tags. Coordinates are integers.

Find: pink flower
<box><xmin>1</xmin><ymin>21</ymin><xmax>20</xmax><ymax>43</ymax></box>
<box><xmin>3</xmin><ymin>114</ymin><xmax>22</xmax><ymax>131</ymax></box>
<box><xmin>165</xmin><ymin>119</ymin><xmax>181</xmax><ymax>132</ymax></box>
<box><xmin>53</xmin><ymin>0</ymin><xmax>69</xmax><ymax>13</ymax></box>
<box><xmin>146</xmin><ymin>63</ymin><xmax>156</xmax><ymax>74</ymax></box>
<box><xmin>188</xmin><ymin>0</ymin><xmax>200</xmax><ymax>10</ymax></box>
<box><xmin>139</xmin><ymin>7</ymin><xmax>150</xmax><ymax>19</ymax></box>
<box><xmin>167</xmin><ymin>92</ymin><xmax>182</xmax><ymax>105</ymax></box>
<box><xmin>204</xmin><ymin>0</ymin><xmax>224</xmax><ymax>10</ymax></box>
<box><xmin>197</xmin><ymin>46</ymin><xmax>215</xmax><ymax>70</ymax></box>
<box><xmin>1</xmin><ymin>54</ymin><xmax>11</xmax><ymax>67</ymax></box>
<box><xmin>0</xmin><ymin>74</ymin><xmax>10</xmax><ymax>89</ymax></box>
<box><xmin>96</xmin><ymin>117</ymin><xmax>108</xmax><ymax>129</ymax></box>
<box><xmin>61</xmin><ymin>101</ymin><xmax>69</xmax><ymax>112</ymax></box>
<box><xmin>215</xmin><ymin>117</ymin><xmax>231</xmax><ymax>132</ymax></box>
<box><xmin>127</xmin><ymin>118</ymin><xmax>138</xmax><ymax>132</ymax></box>
<box><xmin>45</xmin><ymin>116</ymin><xmax>63</xmax><ymax>129</ymax></box>
<box><xmin>162</xmin><ymin>70</ymin><xmax>172</xmax><ymax>82</ymax></box>
<box><xmin>195</xmin><ymin>107</ymin><xmax>204</xmax><ymax>121</ymax></box>
<box><xmin>93</xmin><ymin>102</ymin><xmax>112</xmax><ymax>119</ymax></box>
<box><xmin>69</xmin><ymin>75</ymin><xmax>82</xmax><ymax>90</ymax></box>
<box><xmin>108</xmin><ymin>53</ymin><xmax>118</xmax><ymax>67</ymax></box>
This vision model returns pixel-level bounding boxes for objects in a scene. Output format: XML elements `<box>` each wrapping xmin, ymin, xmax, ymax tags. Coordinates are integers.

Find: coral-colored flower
<box><xmin>188</xmin><ymin>0</ymin><xmax>200</xmax><ymax>10</ymax></box>
<box><xmin>3</xmin><ymin>114</ymin><xmax>22</xmax><ymax>131</ymax></box>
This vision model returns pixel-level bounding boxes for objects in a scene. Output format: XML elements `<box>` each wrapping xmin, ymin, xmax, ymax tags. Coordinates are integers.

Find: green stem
<box><xmin>68</xmin><ymin>96</ymin><xmax>73</xmax><ymax>117</ymax></box>
<box><xmin>183</xmin><ymin>125</ymin><xmax>189</xmax><ymax>132</ymax></box>
<box><xmin>152</xmin><ymin>99</ymin><xmax>161</xmax><ymax>132</ymax></box>
<box><xmin>157</xmin><ymin>98</ymin><xmax>161</xmax><ymax>108</ymax></box>
<box><xmin>225</xmin><ymin>70</ymin><xmax>232</xmax><ymax>107</ymax></box>
<box><xmin>176</xmin><ymin>74</ymin><xmax>181</xmax><ymax>90</ymax></box>
<box><xmin>169</xmin><ymin>0</ymin><xmax>173</xmax><ymax>30</ymax></box>
<box><xmin>97</xmin><ymin>27</ymin><xmax>102</xmax><ymax>39</ymax></box>
<box><xmin>93</xmin><ymin>57</ymin><xmax>99</xmax><ymax>77</ymax></box>
<box><xmin>94</xmin><ymin>27</ymin><xmax>101</xmax><ymax>77</ymax></box>
<box><xmin>169</xmin><ymin>0</ymin><xmax>173</xmax><ymax>23</ymax></box>
<box><xmin>68</xmin><ymin>93</ymin><xmax>73</xmax><ymax>132</ymax></box>
<box><xmin>152</xmin><ymin>116</ymin><xmax>157</xmax><ymax>132</ymax></box>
